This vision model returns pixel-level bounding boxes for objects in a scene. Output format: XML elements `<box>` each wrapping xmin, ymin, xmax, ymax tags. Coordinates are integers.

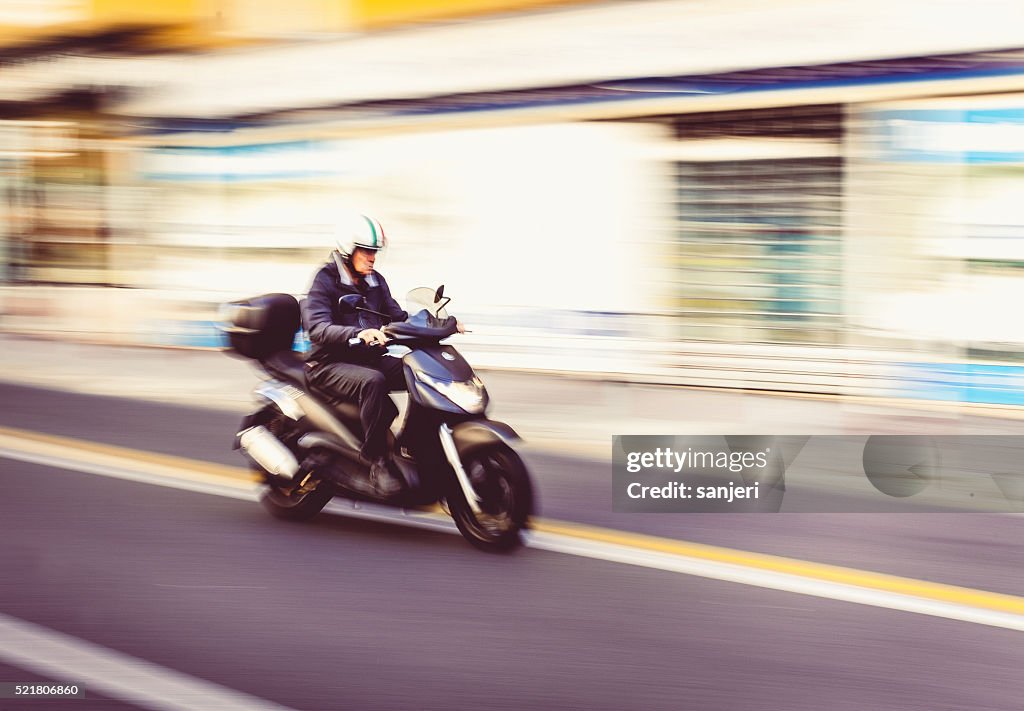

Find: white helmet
<box><xmin>335</xmin><ymin>214</ymin><xmax>388</xmax><ymax>258</ymax></box>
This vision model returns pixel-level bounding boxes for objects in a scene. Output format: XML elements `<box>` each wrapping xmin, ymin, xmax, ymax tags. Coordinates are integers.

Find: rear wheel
<box><xmin>250</xmin><ymin>412</ymin><xmax>333</xmax><ymax>522</ymax></box>
<box><xmin>257</xmin><ymin>466</ymin><xmax>333</xmax><ymax>521</ymax></box>
<box><xmin>448</xmin><ymin>444</ymin><xmax>533</xmax><ymax>553</ymax></box>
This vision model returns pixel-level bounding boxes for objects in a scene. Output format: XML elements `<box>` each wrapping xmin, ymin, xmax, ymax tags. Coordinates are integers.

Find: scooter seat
<box><xmin>262</xmin><ymin>350</ymin><xmax>309</xmax><ymax>388</ymax></box>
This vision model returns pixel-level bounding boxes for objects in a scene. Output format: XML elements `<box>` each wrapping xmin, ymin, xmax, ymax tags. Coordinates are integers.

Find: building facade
<box><xmin>4</xmin><ymin>0</ymin><xmax>1024</xmax><ymax>400</ymax></box>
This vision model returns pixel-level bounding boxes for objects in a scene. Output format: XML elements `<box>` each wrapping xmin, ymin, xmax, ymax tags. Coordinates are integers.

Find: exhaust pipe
<box><xmin>239</xmin><ymin>426</ymin><xmax>299</xmax><ymax>479</ymax></box>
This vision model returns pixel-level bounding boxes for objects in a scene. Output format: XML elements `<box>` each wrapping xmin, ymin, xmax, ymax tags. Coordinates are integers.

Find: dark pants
<box><xmin>307</xmin><ymin>356</ymin><xmax>407</xmax><ymax>460</ymax></box>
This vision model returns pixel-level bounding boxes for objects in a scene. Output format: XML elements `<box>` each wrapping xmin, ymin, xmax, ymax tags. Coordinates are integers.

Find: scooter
<box><xmin>220</xmin><ymin>285</ymin><xmax>534</xmax><ymax>552</ymax></box>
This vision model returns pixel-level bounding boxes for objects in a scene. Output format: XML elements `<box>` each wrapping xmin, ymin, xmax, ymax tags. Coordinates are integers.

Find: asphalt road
<box><xmin>1</xmin><ymin>382</ymin><xmax>1023</xmax><ymax>595</ymax></box>
<box><xmin>0</xmin><ymin>661</ymin><xmax>135</xmax><ymax>710</ymax></box>
<box><xmin>1</xmin><ymin>383</ymin><xmax>1024</xmax><ymax>709</ymax></box>
<box><xmin>2</xmin><ymin>457</ymin><xmax>1023</xmax><ymax>711</ymax></box>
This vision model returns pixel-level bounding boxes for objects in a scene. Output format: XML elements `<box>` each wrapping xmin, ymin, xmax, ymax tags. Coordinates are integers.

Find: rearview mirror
<box><xmin>338</xmin><ymin>294</ymin><xmax>365</xmax><ymax>313</ymax></box>
<box><xmin>434</xmin><ymin>285</ymin><xmax>444</xmax><ymax>303</ymax></box>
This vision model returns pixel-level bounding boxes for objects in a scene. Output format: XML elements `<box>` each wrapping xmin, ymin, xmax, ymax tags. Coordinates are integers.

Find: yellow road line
<box><xmin>2</xmin><ymin>423</ymin><xmax>1023</xmax><ymax>620</ymax></box>
<box><xmin>0</xmin><ymin>425</ymin><xmax>256</xmax><ymax>486</ymax></box>
<box><xmin>533</xmin><ymin>519</ymin><xmax>1024</xmax><ymax>617</ymax></box>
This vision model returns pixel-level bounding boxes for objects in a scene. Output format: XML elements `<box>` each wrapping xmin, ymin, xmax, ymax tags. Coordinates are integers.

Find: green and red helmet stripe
<box><xmin>360</xmin><ymin>215</ymin><xmax>386</xmax><ymax>249</ymax></box>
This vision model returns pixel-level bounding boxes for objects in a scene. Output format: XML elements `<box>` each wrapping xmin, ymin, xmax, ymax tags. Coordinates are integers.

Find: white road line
<box><xmin>0</xmin><ymin>613</ymin><xmax>297</xmax><ymax>711</ymax></box>
<box><xmin>523</xmin><ymin>532</ymin><xmax>1024</xmax><ymax>633</ymax></box>
<box><xmin>0</xmin><ymin>447</ymin><xmax>258</xmax><ymax>501</ymax></box>
<box><xmin>0</xmin><ymin>444</ymin><xmax>459</xmax><ymax>532</ymax></box>
<box><xmin>5</xmin><ymin>444</ymin><xmax>1024</xmax><ymax>633</ymax></box>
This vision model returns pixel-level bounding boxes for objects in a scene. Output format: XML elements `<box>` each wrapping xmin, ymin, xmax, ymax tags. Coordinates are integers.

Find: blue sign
<box><xmin>869</xmin><ymin>107</ymin><xmax>1024</xmax><ymax>164</ymax></box>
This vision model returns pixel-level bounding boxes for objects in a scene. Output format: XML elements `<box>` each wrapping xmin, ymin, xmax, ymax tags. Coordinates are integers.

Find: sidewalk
<box><xmin>2</xmin><ymin>334</ymin><xmax>1024</xmax><ymax>459</ymax></box>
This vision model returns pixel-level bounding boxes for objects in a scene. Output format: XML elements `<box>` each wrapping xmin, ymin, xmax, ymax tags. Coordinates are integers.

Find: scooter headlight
<box><xmin>414</xmin><ymin>371</ymin><xmax>487</xmax><ymax>413</ymax></box>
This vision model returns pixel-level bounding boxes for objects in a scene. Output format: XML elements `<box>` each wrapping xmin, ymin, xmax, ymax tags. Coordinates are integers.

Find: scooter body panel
<box><xmin>402</xmin><ymin>347</ymin><xmax>489</xmax><ymax>415</ymax></box>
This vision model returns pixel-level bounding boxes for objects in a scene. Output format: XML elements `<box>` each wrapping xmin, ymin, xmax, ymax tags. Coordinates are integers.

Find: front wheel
<box><xmin>448</xmin><ymin>444</ymin><xmax>533</xmax><ymax>553</ymax></box>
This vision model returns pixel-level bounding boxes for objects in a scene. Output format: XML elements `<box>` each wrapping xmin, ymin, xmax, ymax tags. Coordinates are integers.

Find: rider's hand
<box><xmin>357</xmin><ymin>328</ymin><xmax>387</xmax><ymax>346</ymax></box>
<box><xmin>456</xmin><ymin>320</ymin><xmax>468</xmax><ymax>334</ymax></box>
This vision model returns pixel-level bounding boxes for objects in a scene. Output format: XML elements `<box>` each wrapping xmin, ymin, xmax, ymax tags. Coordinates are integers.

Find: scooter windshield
<box><xmin>406</xmin><ymin>287</ymin><xmax>450</xmax><ymax>319</ymax></box>
<box><xmin>386</xmin><ymin>287</ymin><xmax>457</xmax><ymax>339</ymax></box>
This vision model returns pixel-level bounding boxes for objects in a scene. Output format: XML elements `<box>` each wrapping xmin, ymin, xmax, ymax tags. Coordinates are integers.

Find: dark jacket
<box><xmin>303</xmin><ymin>253</ymin><xmax>408</xmax><ymax>365</ymax></box>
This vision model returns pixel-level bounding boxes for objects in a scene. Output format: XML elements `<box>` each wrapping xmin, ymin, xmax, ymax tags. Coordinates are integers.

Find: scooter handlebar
<box><xmin>346</xmin><ymin>335</ymin><xmax>390</xmax><ymax>350</ymax></box>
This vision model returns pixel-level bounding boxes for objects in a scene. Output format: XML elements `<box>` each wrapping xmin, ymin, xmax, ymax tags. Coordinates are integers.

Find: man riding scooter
<box><xmin>222</xmin><ymin>212</ymin><xmax>532</xmax><ymax>549</ymax></box>
<box><xmin>302</xmin><ymin>214</ymin><xmax>463</xmax><ymax>496</ymax></box>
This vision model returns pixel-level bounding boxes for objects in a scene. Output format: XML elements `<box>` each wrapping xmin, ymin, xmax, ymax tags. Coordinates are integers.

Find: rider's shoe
<box><xmin>335</xmin><ymin>455</ymin><xmax>404</xmax><ymax>497</ymax></box>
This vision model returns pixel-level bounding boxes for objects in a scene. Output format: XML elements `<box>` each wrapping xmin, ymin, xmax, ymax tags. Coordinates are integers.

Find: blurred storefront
<box><xmin>117</xmin><ymin>52</ymin><xmax>1024</xmax><ymax>392</ymax></box>
<box><xmin>5</xmin><ymin>0</ymin><xmax>1024</xmax><ymax>398</ymax></box>
<box><xmin>846</xmin><ymin>96</ymin><xmax>1024</xmax><ymax>402</ymax></box>
<box><xmin>0</xmin><ymin>120</ymin><xmax>117</xmax><ymax>286</ymax></box>
<box><xmin>656</xmin><ymin>106</ymin><xmax>845</xmax><ymax>347</ymax></box>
